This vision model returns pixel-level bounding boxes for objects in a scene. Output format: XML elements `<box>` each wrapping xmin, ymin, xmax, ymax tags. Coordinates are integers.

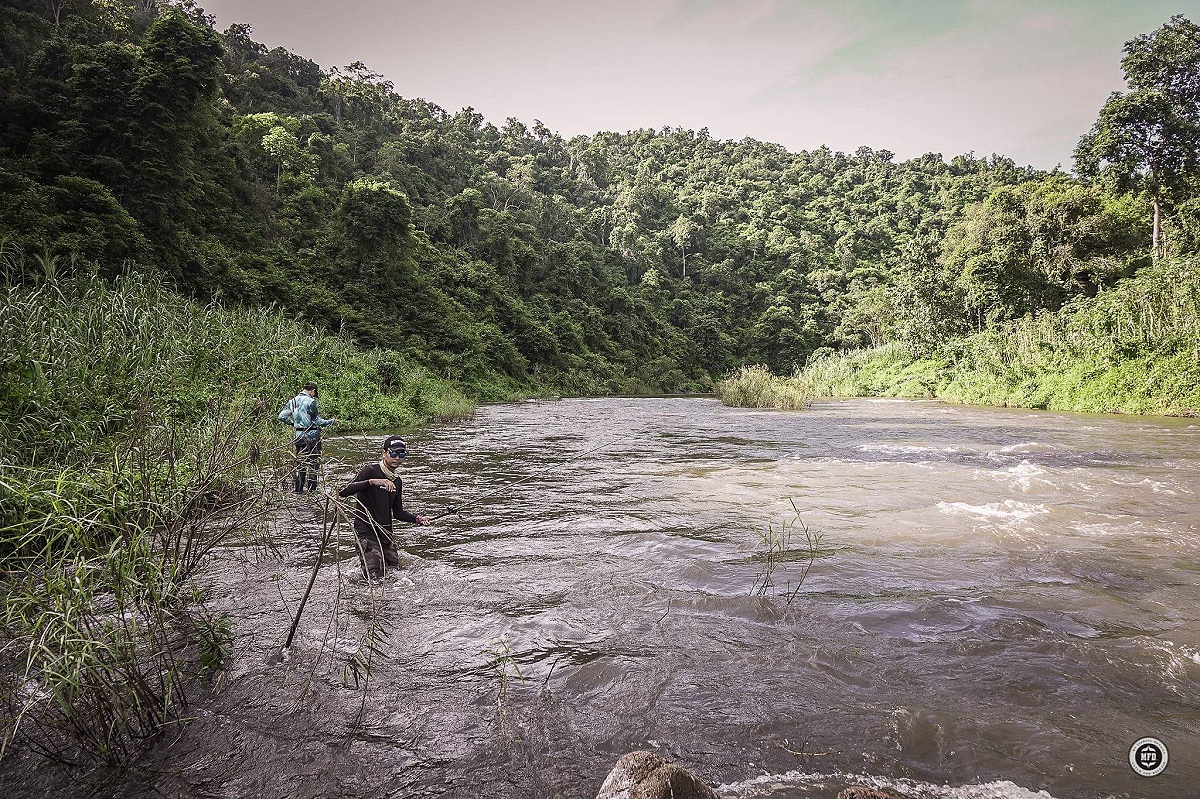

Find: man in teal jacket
<box><xmin>281</xmin><ymin>381</ymin><xmax>337</xmax><ymax>493</ymax></box>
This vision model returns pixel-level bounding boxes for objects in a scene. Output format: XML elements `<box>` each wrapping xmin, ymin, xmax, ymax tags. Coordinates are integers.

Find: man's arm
<box><xmin>311</xmin><ymin>397</ymin><xmax>336</xmax><ymax>427</ymax></box>
<box><xmin>391</xmin><ymin>481</ymin><xmax>429</xmax><ymax>525</ymax></box>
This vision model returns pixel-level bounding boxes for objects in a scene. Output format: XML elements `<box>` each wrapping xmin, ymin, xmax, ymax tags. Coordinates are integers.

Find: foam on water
<box><xmin>935</xmin><ymin>499</ymin><xmax>1049</xmax><ymax>523</ymax></box>
<box><xmin>1140</xmin><ymin>638</ymin><xmax>1200</xmax><ymax>694</ymax></box>
<box><xmin>977</xmin><ymin>460</ymin><xmax>1055</xmax><ymax>492</ymax></box>
<box><xmin>1112</xmin><ymin>476</ymin><xmax>1184</xmax><ymax>495</ymax></box>
<box><xmin>133</xmin><ymin>397</ymin><xmax>1199</xmax><ymax>799</ymax></box>
<box><xmin>990</xmin><ymin>441</ymin><xmax>1056</xmax><ymax>455</ymax></box>
<box><xmin>1069</xmin><ymin>521</ymin><xmax>1118</xmax><ymax>538</ymax></box>
<box><xmin>719</xmin><ymin>769</ymin><xmax>1057</xmax><ymax>799</ymax></box>
<box><xmin>858</xmin><ymin>444</ymin><xmax>972</xmax><ymax>456</ymax></box>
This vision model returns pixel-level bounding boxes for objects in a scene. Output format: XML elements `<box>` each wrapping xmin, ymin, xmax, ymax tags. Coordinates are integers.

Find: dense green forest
<box><xmin>6</xmin><ymin>1</ymin><xmax>1192</xmax><ymax>403</ymax></box>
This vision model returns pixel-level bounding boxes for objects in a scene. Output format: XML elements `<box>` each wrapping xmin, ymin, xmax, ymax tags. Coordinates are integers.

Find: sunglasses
<box><xmin>386</xmin><ymin>449</ymin><xmax>406</xmax><ymax>458</ymax></box>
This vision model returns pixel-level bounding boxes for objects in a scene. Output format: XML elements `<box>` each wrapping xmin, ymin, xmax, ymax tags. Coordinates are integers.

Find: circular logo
<box><xmin>1129</xmin><ymin>737</ymin><xmax>1168</xmax><ymax>777</ymax></box>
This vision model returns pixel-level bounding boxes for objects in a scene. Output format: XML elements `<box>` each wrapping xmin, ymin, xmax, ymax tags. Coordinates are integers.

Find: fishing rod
<box><xmin>429</xmin><ymin>434</ymin><xmax>619</xmax><ymax>521</ymax></box>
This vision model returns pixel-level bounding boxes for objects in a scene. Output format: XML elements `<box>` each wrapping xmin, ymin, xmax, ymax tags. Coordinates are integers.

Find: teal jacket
<box><xmin>282</xmin><ymin>392</ymin><xmax>334</xmax><ymax>441</ymax></box>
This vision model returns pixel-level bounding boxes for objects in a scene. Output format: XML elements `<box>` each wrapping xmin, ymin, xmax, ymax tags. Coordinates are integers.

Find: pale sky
<box><xmin>199</xmin><ymin>0</ymin><xmax>1200</xmax><ymax>170</ymax></box>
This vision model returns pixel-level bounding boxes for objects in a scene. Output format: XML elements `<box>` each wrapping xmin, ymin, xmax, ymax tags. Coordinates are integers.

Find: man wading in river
<box><xmin>282</xmin><ymin>381</ymin><xmax>337</xmax><ymax>494</ymax></box>
<box><xmin>339</xmin><ymin>436</ymin><xmax>431</xmax><ymax>578</ymax></box>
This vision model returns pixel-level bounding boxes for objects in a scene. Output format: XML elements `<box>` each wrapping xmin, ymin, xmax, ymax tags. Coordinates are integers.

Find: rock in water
<box><xmin>595</xmin><ymin>751</ymin><xmax>720</xmax><ymax>799</ymax></box>
<box><xmin>837</xmin><ymin>787</ymin><xmax>909</xmax><ymax>799</ymax></box>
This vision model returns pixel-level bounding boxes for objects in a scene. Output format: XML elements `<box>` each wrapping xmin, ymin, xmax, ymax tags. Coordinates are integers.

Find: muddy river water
<box><xmin>31</xmin><ymin>397</ymin><xmax>1200</xmax><ymax>798</ymax></box>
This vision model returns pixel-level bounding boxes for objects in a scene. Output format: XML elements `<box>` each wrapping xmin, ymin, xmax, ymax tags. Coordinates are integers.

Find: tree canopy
<box><xmin>1075</xmin><ymin>15</ymin><xmax>1200</xmax><ymax>258</ymax></box>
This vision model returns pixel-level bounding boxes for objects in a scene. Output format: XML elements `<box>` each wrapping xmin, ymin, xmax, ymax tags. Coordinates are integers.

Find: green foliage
<box><xmin>0</xmin><ymin>3</ymin><xmax>1194</xmax><ymax>399</ymax></box>
<box><xmin>776</xmin><ymin>257</ymin><xmax>1200</xmax><ymax>415</ymax></box>
<box><xmin>1075</xmin><ymin>15</ymin><xmax>1200</xmax><ymax>257</ymax></box>
<box><xmin>0</xmin><ymin>260</ymin><xmax>474</xmax><ymax>762</ymax></box>
<box><xmin>6</xmin><ymin>3</ymin><xmax>1154</xmax><ymax>395</ymax></box>
<box><xmin>943</xmin><ymin>179</ymin><xmax>1149</xmax><ymax>326</ymax></box>
<box><xmin>1</xmin><ymin>2</ymin><xmax>1198</xmax><ymax>769</ymax></box>
<box><xmin>794</xmin><ymin>341</ymin><xmax>939</xmax><ymax>400</ymax></box>
<box><xmin>0</xmin><ymin>263</ymin><xmax>468</xmax><ymax>462</ymax></box>
<box><xmin>715</xmin><ymin>365</ymin><xmax>812</xmax><ymax>410</ymax></box>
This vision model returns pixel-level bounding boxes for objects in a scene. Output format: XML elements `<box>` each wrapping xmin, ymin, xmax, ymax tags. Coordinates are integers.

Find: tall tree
<box><xmin>1075</xmin><ymin>15</ymin><xmax>1200</xmax><ymax>258</ymax></box>
<box><xmin>667</xmin><ymin>214</ymin><xmax>697</xmax><ymax>277</ymax></box>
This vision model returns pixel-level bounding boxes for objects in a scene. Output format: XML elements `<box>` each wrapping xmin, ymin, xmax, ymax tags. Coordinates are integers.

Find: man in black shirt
<box><xmin>339</xmin><ymin>435</ymin><xmax>430</xmax><ymax>578</ymax></box>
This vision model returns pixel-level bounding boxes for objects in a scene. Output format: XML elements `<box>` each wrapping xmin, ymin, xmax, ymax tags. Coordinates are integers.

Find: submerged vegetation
<box><xmin>750</xmin><ymin>500</ymin><xmax>825</xmax><ymax>605</ymax></box>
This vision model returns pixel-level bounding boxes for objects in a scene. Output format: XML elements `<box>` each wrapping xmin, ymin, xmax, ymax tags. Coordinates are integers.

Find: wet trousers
<box><xmin>357</xmin><ymin>533</ymin><xmax>401</xmax><ymax>579</ymax></box>
<box><xmin>294</xmin><ymin>436</ymin><xmax>322</xmax><ymax>492</ymax></box>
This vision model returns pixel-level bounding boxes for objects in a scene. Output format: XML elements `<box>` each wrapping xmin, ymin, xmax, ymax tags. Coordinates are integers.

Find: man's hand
<box><xmin>370</xmin><ymin>478</ymin><xmax>396</xmax><ymax>492</ymax></box>
<box><xmin>414</xmin><ymin>515</ymin><xmax>431</xmax><ymax>526</ymax></box>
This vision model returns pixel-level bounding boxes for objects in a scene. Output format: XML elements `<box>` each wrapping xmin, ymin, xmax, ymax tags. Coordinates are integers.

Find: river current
<box><xmin>20</xmin><ymin>398</ymin><xmax>1200</xmax><ymax>798</ymax></box>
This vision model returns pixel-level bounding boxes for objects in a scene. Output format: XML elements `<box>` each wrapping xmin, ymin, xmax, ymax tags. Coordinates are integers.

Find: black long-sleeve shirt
<box><xmin>339</xmin><ymin>463</ymin><xmax>418</xmax><ymax>542</ymax></box>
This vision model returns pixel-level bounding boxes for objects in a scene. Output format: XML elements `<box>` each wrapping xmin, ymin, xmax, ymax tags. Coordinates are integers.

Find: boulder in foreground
<box><xmin>595</xmin><ymin>750</ymin><xmax>720</xmax><ymax>799</ymax></box>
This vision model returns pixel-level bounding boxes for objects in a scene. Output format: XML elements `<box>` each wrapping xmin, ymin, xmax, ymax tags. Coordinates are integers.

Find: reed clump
<box><xmin>715</xmin><ymin>365</ymin><xmax>812</xmax><ymax>410</ymax></box>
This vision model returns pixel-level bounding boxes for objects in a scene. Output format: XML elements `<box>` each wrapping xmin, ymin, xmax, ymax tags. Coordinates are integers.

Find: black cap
<box><xmin>301</xmin><ymin>381</ymin><xmax>318</xmax><ymax>391</ymax></box>
<box><xmin>382</xmin><ymin>435</ymin><xmax>406</xmax><ymax>453</ymax></box>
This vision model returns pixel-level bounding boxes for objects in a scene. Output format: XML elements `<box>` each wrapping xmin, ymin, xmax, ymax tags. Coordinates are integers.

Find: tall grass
<box><xmin>715</xmin><ymin>365</ymin><xmax>812</xmax><ymax>410</ymax></box>
<box><xmin>936</xmin><ymin>256</ymin><xmax>1200</xmax><ymax>413</ymax></box>
<box><xmin>0</xmin><ymin>248</ymin><xmax>476</xmax><ymax>764</ymax></box>
<box><xmin>750</xmin><ymin>257</ymin><xmax>1200</xmax><ymax>415</ymax></box>
<box><xmin>794</xmin><ymin>341</ymin><xmax>937</xmax><ymax>400</ymax></box>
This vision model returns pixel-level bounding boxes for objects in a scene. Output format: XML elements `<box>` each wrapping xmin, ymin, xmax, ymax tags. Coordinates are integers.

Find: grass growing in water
<box><xmin>486</xmin><ymin>634</ymin><xmax>527</xmax><ymax>702</ymax></box>
<box><xmin>751</xmin><ymin>500</ymin><xmax>825</xmax><ymax>605</ymax></box>
<box><xmin>0</xmin><ymin>252</ymin><xmax>476</xmax><ymax>764</ymax></box>
<box><xmin>716</xmin><ymin>365</ymin><xmax>812</xmax><ymax>410</ymax></box>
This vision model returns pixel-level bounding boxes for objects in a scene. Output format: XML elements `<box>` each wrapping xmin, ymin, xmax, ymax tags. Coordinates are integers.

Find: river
<box><xmin>23</xmin><ymin>397</ymin><xmax>1200</xmax><ymax>798</ymax></box>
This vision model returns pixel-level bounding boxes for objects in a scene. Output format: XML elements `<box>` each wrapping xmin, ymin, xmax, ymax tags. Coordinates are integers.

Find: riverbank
<box><xmin>0</xmin><ymin>267</ymin><xmax>473</xmax><ymax>764</ymax></box>
<box><xmin>719</xmin><ymin>256</ymin><xmax>1200</xmax><ymax>416</ymax></box>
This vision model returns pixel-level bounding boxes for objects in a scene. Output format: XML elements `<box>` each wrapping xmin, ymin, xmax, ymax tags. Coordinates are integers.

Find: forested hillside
<box><xmin>4</xmin><ymin>1</ymin><xmax>1180</xmax><ymax>398</ymax></box>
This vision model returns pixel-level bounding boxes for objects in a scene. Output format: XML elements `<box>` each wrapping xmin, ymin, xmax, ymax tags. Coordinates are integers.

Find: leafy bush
<box><xmin>715</xmin><ymin>365</ymin><xmax>812</xmax><ymax>410</ymax></box>
<box><xmin>782</xmin><ymin>257</ymin><xmax>1200</xmax><ymax>415</ymax></box>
